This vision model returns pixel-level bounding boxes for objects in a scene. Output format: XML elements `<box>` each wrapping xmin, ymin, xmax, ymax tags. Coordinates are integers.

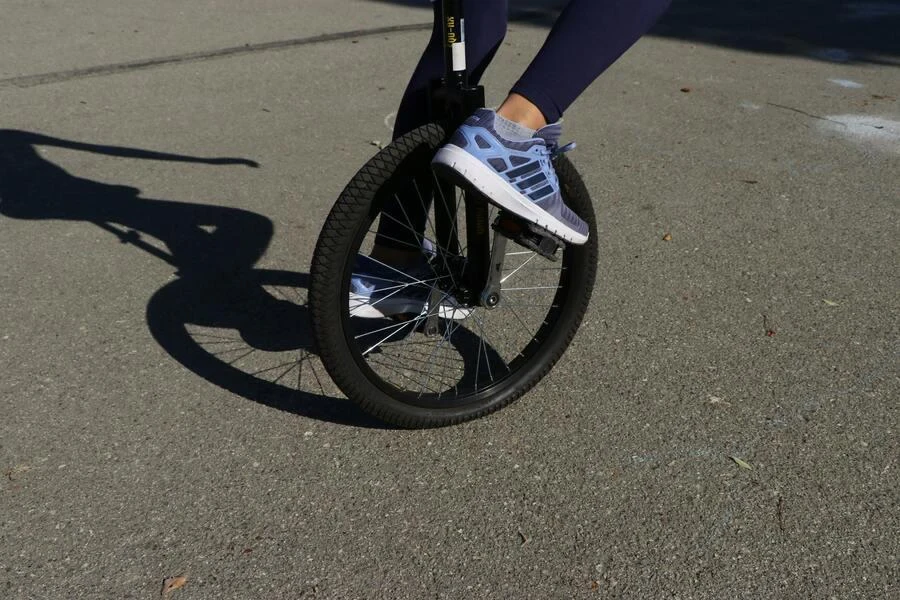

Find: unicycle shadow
<box><xmin>0</xmin><ymin>129</ymin><xmax>506</xmax><ymax>428</ymax></box>
<box><xmin>0</xmin><ymin>128</ymin><xmax>383</xmax><ymax>428</ymax></box>
<box><xmin>145</xmin><ymin>269</ymin><xmax>390</xmax><ymax>428</ymax></box>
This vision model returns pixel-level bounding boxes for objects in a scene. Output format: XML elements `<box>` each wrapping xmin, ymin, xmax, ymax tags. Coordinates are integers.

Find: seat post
<box><xmin>429</xmin><ymin>0</ymin><xmax>485</xmax><ymax>130</ymax></box>
<box><xmin>441</xmin><ymin>0</ymin><xmax>468</xmax><ymax>90</ymax></box>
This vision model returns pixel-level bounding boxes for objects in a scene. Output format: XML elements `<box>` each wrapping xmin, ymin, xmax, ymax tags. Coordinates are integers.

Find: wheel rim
<box><xmin>339</xmin><ymin>161</ymin><xmax>579</xmax><ymax>411</ymax></box>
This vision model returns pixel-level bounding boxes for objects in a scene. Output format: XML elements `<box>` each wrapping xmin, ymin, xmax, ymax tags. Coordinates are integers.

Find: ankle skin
<box><xmin>497</xmin><ymin>93</ymin><xmax>548</xmax><ymax>130</ymax></box>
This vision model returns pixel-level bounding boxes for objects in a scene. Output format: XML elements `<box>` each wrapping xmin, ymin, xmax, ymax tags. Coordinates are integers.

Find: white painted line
<box><xmin>818</xmin><ymin>114</ymin><xmax>900</xmax><ymax>155</ymax></box>
<box><xmin>828</xmin><ymin>78</ymin><xmax>865</xmax><ymax>89</ymax></box>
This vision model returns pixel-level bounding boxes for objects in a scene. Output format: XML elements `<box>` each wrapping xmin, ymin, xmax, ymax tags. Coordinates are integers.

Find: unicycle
<box><xmin>309</xmin><ymin>0</ymin><xmax>598</xmax><ymax>427</ymax></box>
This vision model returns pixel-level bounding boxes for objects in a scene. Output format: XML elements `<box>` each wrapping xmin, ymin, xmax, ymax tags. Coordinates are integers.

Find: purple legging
<box><xmin>394</xmin><ymin>0</ymin><xmax>672</xmax><ymax>137</ymax></box>
<box><xmin>378</xmin><ymin>0</ymin><xmax>671</xmax><ymax>251</ymax></box>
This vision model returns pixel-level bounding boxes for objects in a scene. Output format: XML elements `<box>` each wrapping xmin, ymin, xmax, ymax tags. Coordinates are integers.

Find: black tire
<box><xmin>309</xmin><ymin>123</ymin><xmax>597</xmax><ymax>428</ymax></box>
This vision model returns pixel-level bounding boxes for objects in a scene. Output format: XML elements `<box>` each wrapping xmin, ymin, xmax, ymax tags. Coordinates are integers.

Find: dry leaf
<box><xmin>161</xmin><ymin>575</ymin><xmax>187</xmax><ymax>597</ymax></box>
<box><xmin>680</xmin><ymin>87</ymin><xmax>691</xmax><ymax>93</ymax></box>
<box><xmin>823</xmin><ymin>299</ymin><xmax>839</xmax><ymax>306</ymax></box>
<box><xmin>662</xmin><ymin>233</ymin><xmax>673</xmax><ymax>241</ymax></box>
<box><xmin>761</xmin><ymin>315</ymin><xmax>777</xmax><ymax>336</ymax></box>
<box><xmin>4</xmin><ymin>465</ymin><xmax>31</xmax><ymax>481</ymax></box>
<box><xmin>517</xmin><ymin>530</ymin><xmax>530</xmax><ymax>545</ymax></box>
<box><xmin>729</xmin><ymin>456</ymin><xmax>753</xmax><ymax>470</ymax></box>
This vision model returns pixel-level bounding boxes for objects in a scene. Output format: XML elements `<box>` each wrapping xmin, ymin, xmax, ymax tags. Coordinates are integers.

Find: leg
<box><xmin>507</xmin><ymin>0</ymin><xmax>673</xmax><ymax>126</ymax></box>
<box><xmin>374</xmin><ymin>0</ymin><xmax>508</xmax><ymax>265</ymax></box>
<box><xmin>431</xmin><ymin>0</ymin><xmax>671</xmax><ymax>245</ymax></box>
<box><xmin>393</xmin><ymin>0</ymin><xmax>509</xmax><ymax>140</ymax></box>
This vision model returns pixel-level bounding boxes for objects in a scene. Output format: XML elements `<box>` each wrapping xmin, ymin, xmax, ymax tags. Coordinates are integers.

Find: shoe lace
<box><xmin>538</xmin><ymin>141</ymin><xmax>576</xmax><ymax>192</ymax></box>
<box><xmin>550</xmin><ymin>141</ymin><xmax>577</xmax><ymax>157</ymax></box>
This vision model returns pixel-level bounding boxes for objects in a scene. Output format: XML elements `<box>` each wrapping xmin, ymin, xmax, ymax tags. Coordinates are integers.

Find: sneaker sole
<box><xmin>349</xmin><ymin>293</ymin><xmax>473</xmax><ymax>320</ymax></box>
<box><xmin>432</xmin><ymin>144</ymin><xmax>589</xmax><ymax>245</ymax></box>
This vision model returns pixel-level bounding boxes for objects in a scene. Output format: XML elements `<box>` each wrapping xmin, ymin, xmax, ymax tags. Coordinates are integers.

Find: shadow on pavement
<box><xmin>0</xmin><ymin>129</ymin><xmax>384</xmax><ymax>428</ymax></box>
<box><xmin>374</xmin><ymin>0</ymin><xmax>900</xmax><ymax>64</ymax></box>
<box><xmin>653</xmin><ymin>0</ymin><xmax>900</xmax><ymax>64</ymax></box>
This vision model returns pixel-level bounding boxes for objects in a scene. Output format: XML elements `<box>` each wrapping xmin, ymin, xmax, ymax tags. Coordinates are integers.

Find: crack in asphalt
<box><xmin>766</xmin><ymin>102</ymin><xmax>892</xmax><ymax>131</ymax></box>
<box><xmin>765</xmin><ymin>102</ymin><xmax>849</xmax><ymax>126</ymax></box>
<box><xmin>0</xmin><ymin>22</ymin><xmax>432</xmax><ymax>89</ymax></box>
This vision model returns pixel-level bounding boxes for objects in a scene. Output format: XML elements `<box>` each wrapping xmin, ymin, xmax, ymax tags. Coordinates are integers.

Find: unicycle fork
<box><xmin>426</xmin><ymin>0</ymin><xmax>499</xmax><ymax>318</ymax></box>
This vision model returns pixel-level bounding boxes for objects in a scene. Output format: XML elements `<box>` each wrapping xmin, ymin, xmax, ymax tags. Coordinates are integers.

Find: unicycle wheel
<box><xmin>309</xmin><ymin>123</ymin><xmax>598</xmax><ymax>427</ymax></box>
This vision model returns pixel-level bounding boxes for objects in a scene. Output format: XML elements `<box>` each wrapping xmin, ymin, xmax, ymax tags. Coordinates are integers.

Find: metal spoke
<box><xmin>431</xmin><ymin>170</ymin><xmax>462</xmax><ymax>258</ymax></box>
<box><xmin>349</xmin><ymin>272</ymin><xmax>450</xmax><ymax>313</ymax></box>
<box><xmin>365</xmin><ymin>229</ymin><xmax>425</xmax><ymax>252</ymax></box>
<box><xmin>339</xmin><ymin>147</ymin><xmax>583</xmax><ymax>407</ymax></box>
<box><xmin>351</xmin><ymin>272</ymin><xmax>447</xmax><ymax>289</ymax></box>
<box><xmin>413</xmin><ymin>178</ymin><xmax>459</xmax><ymax>291</ymax></box>
<box><xmin>355</xmin><ymin>254</ymin><xmax>433</xmax><ymax>284</ymax></box>
<box><xmin>504</xmin><ymin>303</ymin><xmax>537</xmax><ymax>343</ymax></box>
<box><xmin>362</xmin><ymin>322</ymin><xmax>419</xmax><ymax>357</ymax></box>
<box><xmin>473</xmin><ymin>310</ymin><xmax>495</xmax><ymax>384</ymax></box>
<box><xmin>360</xmin><ymin>287</ymin><xmax>457</xmax><ymax>356</ymax></box>
<box><xmin>367</xmin><ymin>357</ymin><xmax>444</xmax><ymax>395</ymax></box>
<box><xmin>389</xmin><ymin>191</ymin><xmax>430</xmax><ymax>250</ymax></box>
<box><xmin>353</xmin><ymin>318</ymin><xmax>418</xmax><ymax>340</ymax></box>
<box><xmin>473</xmin><ymin>319</ymin><xmax>483</xmax><ymax>390</ymax></box>
<box><xmin>353</xmin><ymin>283</ymin><xmax>422</xmax><ymax>312</ymax></box>
<box><xmin>415</xmin><ymin>313</ymin><xmax>464</xmax><ymax>397</ymax></box>
<box><xmin>371</xmin><ymin>320</ymin><xmax>462</xmax><ymax>394</ymax></box>
<box><xmin>376</xmin><ymin>206</ymin><xmax>463</xmax><ymax>261</ymax></box>
<box><xmin>501</xmin><ymin>252</ymin><xmax>538</xmax><ymax>284</ymax></box>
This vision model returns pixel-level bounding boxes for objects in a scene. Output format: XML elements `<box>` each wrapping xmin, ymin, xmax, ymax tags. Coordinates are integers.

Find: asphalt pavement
<box><xmin>1</xmin><ymin>1</ymin><xmax>898</xmax><ymax>598</ymax></box>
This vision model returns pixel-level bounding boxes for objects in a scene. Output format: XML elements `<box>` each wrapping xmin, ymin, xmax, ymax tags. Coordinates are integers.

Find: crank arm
<box><xmin>480</xmin><ymin>229</ymin><xmax>508</xmax><ymax>309</ymax></box>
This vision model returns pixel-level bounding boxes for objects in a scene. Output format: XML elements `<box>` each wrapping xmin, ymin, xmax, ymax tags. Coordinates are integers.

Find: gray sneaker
<box><xmin>432</xmin><ymin>108</ymin><xmax>588</xmax><ymax>245</ymax></box>
<box><xmin>349</xmin><ymin>254</ymin><xmax>472</xmax><ymax>320</ymax></box>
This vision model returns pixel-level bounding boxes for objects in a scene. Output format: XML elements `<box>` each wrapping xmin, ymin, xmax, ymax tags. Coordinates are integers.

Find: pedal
<box><xmin>492</xmin><ymin>211</ymin><xmax>563</xmax><ymax>261</ymax></box>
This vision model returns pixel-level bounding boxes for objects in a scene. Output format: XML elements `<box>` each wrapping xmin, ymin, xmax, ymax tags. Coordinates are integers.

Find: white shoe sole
<box><xmin>432</xmin><ymin>144</ymin><xmax>589</xmax><ymax>245</ymax></box>
<box><xmin>349</xmin><ymin>293</ymin><xmax>473</xmax><ymax>320</ymax></box>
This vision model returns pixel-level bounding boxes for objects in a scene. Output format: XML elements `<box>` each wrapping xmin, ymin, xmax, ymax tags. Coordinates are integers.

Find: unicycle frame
<box><xmin>428</xmin><ymin>0</ymin><xmax>492</xmax><ymax>306</ymax></box>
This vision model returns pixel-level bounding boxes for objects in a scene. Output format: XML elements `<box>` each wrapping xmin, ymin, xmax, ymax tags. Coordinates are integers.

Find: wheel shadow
<box><xmin>0</xmin><ymin>129</ymin><xmax>514</xmax><ymax>428</ymax></box>
<box><xmin>145</xmin><ymin>269</ymin><xmax>390</xmax><ymax>427</ymax></box>
<box><xmin>0</xmin><ymin>128</ymin><xmax>383</xmax><ymax>428</ymax></box>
